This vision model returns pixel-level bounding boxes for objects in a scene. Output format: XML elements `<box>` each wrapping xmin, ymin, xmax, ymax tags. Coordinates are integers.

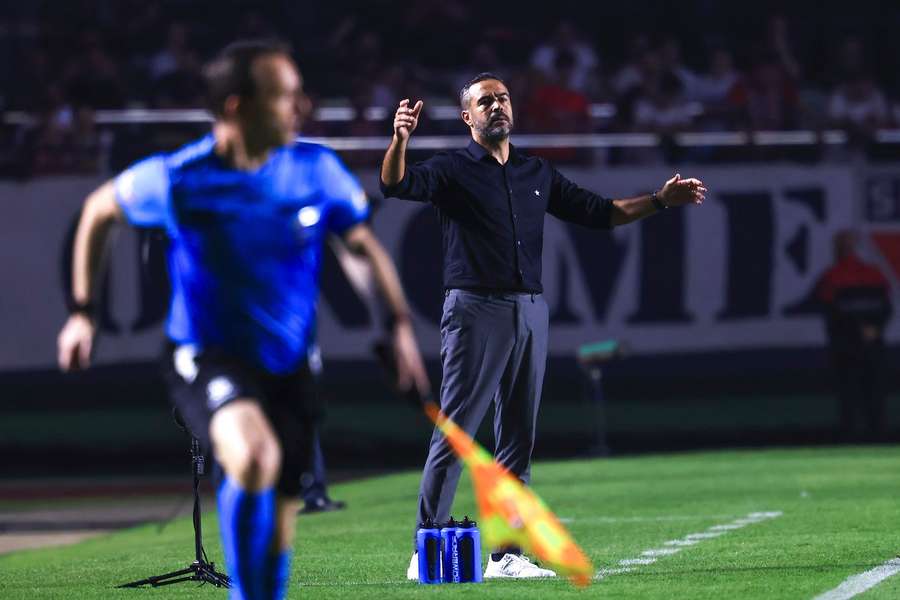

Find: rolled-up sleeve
<box><xmin>546</xmin><ymin>166</ymin><xmax>613</xmax><ymax>229</ymax></box>
<box><xmin>379</xmin><ymin>152</ymin><xmax>454</xmax><ymax>204</ymax></box>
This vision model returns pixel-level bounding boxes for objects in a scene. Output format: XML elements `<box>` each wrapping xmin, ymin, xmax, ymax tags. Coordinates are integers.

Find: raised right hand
<box><xmin>393</xmin><ymin>99</ymin><xmax>423</xmax><ymax>142</ymax></box>
<box><xmin>57</xmin><ymin>313</ymin><xmax>97</xmax><ymax>372</ymax></box>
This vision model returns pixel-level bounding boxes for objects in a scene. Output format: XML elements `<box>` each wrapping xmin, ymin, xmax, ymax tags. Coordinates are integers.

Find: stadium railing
<box><xmin>6</xmin><ymin>108</ymin><xmax>900</xmax><ymax>151</ymax></box>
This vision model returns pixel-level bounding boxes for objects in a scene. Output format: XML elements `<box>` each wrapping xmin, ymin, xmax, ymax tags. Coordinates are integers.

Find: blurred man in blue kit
<box><xmin>57</xmin><ymin>40</ymin><xmax>429</xmax><ymax>600</ymax></box>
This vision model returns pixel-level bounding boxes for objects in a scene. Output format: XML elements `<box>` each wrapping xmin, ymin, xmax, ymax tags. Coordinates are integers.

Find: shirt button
<box><xmin>516</xmin><ymin>240</ymin><xmax>521</xmax><ymax>246</ymax></box>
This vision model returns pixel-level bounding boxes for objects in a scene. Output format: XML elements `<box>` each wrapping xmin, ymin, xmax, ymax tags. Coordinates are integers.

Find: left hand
<box><xmin>658</xmin><ymin>173</ymin><xmax>707</xmax><ymax>208</ymax></box>
<box><xmin>392</xmin><ymin>319</ymin><xmax>431</xmax><ymax>397</ymax></box>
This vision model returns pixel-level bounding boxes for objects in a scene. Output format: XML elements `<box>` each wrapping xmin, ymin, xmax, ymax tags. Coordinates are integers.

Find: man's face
<box><xmin>241</xmin><ymin>53</ymin><xmax>310</xmax><ymax>146</ymax></box>
<box><xmin>463</xmin><ymin>79</ymin><xmax>513</xmax><ymax>142</ymax></box>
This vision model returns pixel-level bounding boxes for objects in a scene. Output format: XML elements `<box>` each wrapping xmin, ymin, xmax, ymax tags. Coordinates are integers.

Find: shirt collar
<box><xmin>466</xmin><ymin>139</ymin><xmax>523</xmax><ymax>165</ymax></box>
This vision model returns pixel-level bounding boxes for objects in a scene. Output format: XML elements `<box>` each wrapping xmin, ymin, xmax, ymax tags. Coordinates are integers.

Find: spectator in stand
<box><xmin>611</xmin><ymin>34</ymin><xmax>651</xmax><ymax>98</ymax></box>
<box><xmin>630</xmin><ymin>72</ymin><xmax>694</xmax><ymax>163</ymax></box>
<box><xmin>763</xmin><ymin>14</ymin><xmax>801</xmax><ymax>81</ymax></box>
<box><xmin>522</xmin><ymin>51</ymin><xmax>591</xmax><ymax>162</ymax></box>
<box><xmin>530</xmin><ymin>20</ymin><xmax>600</xmax><ymax>95</ymax></box>
<box><xmin>816</xmin><ymin>230</ymin><xmax>893</xmax><ymax>441</ymax></box>
<box><xmin>149</xmin><ymin>23</ymin><xmax>196</xmax><ymax>80</ymax></box>
<box><xmin>149</xmin><ymin>23</ymin><xmax>204</xmax><ymax>108</ymax></box>
<box><xmin>739</xmin><ymin>49</ymin><xmax>799</xmax><ymax>131</ymax></box>
<box><xmin>694</xmin><ymin>48</ymin><xmax>745</xmax><ymax>130</ymax></box>
<box><xmin>827</xmin><ymin>72</ymin><xmax>889</xmax><ymax>139</ymax></box>
<box><xmin>659</xmin><ymin>37</ymin><xmax>699</xmax><ymax>101</ymax></box>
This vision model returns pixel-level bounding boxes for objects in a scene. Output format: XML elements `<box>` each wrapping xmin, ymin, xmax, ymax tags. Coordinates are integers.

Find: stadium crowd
<box><xmin>2</xmin><ymin>0</ymin><xmax>900</xmax><ymax>176</ymax></box>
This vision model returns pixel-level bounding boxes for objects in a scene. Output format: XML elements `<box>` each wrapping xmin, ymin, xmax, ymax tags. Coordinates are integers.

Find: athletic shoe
<box><xmin>484</xmin><ymin>553</ymin><xmax>557</xmax><ymax>578</ymax></box>
<box><xmin>407</xmin><ymin>552</ymin><xmax>418</xmax><ymax>580</ymax></box>
<box><xmin>298</xmin><ymin>497</ymin><xmax>346</xmax><ymax>515</ymax></box>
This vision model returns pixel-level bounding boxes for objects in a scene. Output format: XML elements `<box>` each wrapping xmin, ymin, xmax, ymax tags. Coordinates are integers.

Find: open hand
<box><xmin>659</xmin><ymin>173</ymin><xmax>707</xmax><ymax>208</ymax></box>
<box><xmin>392</xmin><ymin>320</ymin><xmax>430</xmax><ymax>397</ymax></box>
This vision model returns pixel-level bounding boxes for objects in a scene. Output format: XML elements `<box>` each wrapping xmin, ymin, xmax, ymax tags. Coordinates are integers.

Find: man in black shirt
<box><xmin>381</xmin><ymin>73</ymin><xmax>706</xmax><ymax>579</ymax></box>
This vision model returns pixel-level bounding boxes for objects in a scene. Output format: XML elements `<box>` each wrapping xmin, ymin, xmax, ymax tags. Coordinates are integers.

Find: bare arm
<box><xmin>380</xmin><ymin>99</ymin><xmax>423</xmax><ymax>187</ymax></box>
<box><xmin>343</xmin><ymin>224</ymin><xmax>430</xmax><ymax>394</ymax></box>
<box><xmin>57</xmin><ymin>181</ymin><xmax>125</xmax><ymax>371</ymax></box>
<box><xmin>610</xmin><ymin>173</ymin><xmax>706</xmax><ymax>226</ymax></box>
<box><xmin>343</xmin><ymin>224</ymin><xmax>411</xmax><ymax>323</ymax></box>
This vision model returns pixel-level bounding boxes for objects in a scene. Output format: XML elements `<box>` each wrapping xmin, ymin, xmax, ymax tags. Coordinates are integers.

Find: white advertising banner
<box><xmin>0</xmin><ymin>164</ymin><xmax>889</xmax><ymax>371</ymax></box>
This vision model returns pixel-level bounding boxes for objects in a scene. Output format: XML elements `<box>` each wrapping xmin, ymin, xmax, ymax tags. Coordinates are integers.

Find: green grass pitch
<box><xmin>1</xmin><ymin>446</ymin><xmax>899</xmax><ymax>599</ymax></box>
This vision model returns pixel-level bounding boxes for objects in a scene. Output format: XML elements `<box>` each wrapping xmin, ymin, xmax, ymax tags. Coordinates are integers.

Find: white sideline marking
<box><xmin>560</xmin><ymin>514</ymin><xmax>739</xmax><ymax>524</ymax></box>
<box><xmin>642</xmin><ymin>548</ymin><xmax>681</xmax><ymax>557</ymax></box>
<box><xmin>664</xmin><ymin>539</ymin><xmax>699</xmax><ymax>547</ymax></box>
<box><xmin>686</xmin><ymin>532</ymin><xmax>725</xmax><ymax>540</ymax></box>
<box><xmin>596</xmin><ymin>567</ymin><xmax>634</xmax><ymax>577</ymax></box>
<box><xmin>595</xmin><ymin>511</ymin><xmax>783</xmax><ymax>581</ymax></box>
<box><xmin>812</xmin><ymin>558</ymin><xmax>900</xmax><ymax>600</ymax></box>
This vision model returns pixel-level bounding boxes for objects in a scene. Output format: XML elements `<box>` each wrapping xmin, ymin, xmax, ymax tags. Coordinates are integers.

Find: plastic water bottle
<box><xmin>457</xmin><ymin>516</ymin><xmax>483</xmax><ymax>583</ymax></box>
<box><xmin>440</xmin><ymin>517</ymin><xmax>461</xmax><ymax>583</ymax></box>
<box><xmin>415</xmin><ymin>519</ymin><xmax>442</xmax><ymax>584</ymax></box>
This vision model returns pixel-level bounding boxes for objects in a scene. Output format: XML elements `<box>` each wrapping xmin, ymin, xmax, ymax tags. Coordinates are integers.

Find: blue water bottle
<box><xmin>457</xmin><ymin>516</ymin><xmax>483</xmax><ymax>583</ymax></box>
<box><xmin>440</xmin><ymin>517</ymin><xmax>461</xmax><ymax>583</ymax></box>
<box><xmin>415</xmin><ymin>519</ymin><xmax>442</xmax><ymax>584</ymax></box>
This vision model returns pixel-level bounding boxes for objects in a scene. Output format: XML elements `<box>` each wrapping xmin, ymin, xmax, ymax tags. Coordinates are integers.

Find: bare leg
<box><xmin>210</xmin><ymin>399</ymin><xmax>283</xmax><ymax>599</ymax></box>
<box><xmin>210</xmin><ymin>399</ymin><xmax>282</xmax><ymax>490</ymax></box>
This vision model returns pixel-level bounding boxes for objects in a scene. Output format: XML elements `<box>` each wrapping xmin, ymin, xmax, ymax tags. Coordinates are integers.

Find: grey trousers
<box><xmin>415</xmin><ymin>289</ymin><xmax>549</xmax><ymax>538</ymax></box>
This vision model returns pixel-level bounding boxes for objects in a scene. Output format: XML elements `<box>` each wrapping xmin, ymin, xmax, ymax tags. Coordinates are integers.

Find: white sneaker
<box><xmin>484</xmin><ymin>553</ymin><xmax>557</xmax><ymax>578</ymax></box>
<box><xmin>407</xmin><ymin>552</ymin><xmax>418</xmax><ymax>581</ymax></box>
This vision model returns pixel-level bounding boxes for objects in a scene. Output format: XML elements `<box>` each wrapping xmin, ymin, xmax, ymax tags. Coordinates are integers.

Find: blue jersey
<box><xmin>114</xmin><ymin>135</ymin><xmax>369</xmax><ymax>373</ymax></box>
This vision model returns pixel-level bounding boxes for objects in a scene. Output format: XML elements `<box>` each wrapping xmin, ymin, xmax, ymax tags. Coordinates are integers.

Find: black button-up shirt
<box><xmin>380</xmin><ymin>140</ymin><xmax>613</xmax><ymax>293</ymax></box>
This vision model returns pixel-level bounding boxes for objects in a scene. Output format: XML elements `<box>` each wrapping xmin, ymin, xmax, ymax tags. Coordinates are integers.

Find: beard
<box><xmin>477</xmin><ymin>114</ymin><xmax>512</xmax><ymax>142</ymax></box>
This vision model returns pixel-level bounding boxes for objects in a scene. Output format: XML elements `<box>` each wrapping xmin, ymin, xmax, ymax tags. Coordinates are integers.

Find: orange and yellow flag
<box><xmin>424</xmin><ymin>402</ymin><xmax>594</xmax><ymax>587</ymax></box>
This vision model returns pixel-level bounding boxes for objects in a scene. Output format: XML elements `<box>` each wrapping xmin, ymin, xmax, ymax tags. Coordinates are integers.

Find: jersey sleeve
<box><xmin>114</xmin><ymin>155</ymin><xmax>171</xmax><ymax>228</ymax></box>
<box><xmin>317</xmin><ymin>148</ymin><xmax>370</xmax><ymax>234</ymax></box>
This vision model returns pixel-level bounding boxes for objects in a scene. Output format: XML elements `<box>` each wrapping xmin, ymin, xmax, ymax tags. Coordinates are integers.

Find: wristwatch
<box><xmin>67</xmin><ymin>298</ymin><xmax>96</xmax><ymax>317</ymax></box>
<box><xmin>650</xmin><ymin>191</ymin><xmax>668</xmax><ymax>211</ymax></box>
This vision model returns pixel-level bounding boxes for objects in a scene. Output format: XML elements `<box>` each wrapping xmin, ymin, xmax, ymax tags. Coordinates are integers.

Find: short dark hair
<box><xmin>459</xmin><ymin>72</ymin><xmax>507</xmax><ymax>108</ymax></box>
<box><xmin>203</xmin><ymin>39</ymin><xmax>291</xmax><ymax>116</ymax></box>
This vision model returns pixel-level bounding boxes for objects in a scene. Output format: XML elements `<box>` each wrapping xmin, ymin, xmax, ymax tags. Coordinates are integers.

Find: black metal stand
<box><xmin>576</xmin><ymin>340</ymin><xmax>627</xmax><ymax>457</ymax></box>
<box><xmin>118</xmin><ymin>436</ymin><xmax>231</xmax><ymax>589</ymax></box>
<box><xmin>583</xmin><ymin>365</ymin><xmax>610</xmax><ymax>456</ymax></box>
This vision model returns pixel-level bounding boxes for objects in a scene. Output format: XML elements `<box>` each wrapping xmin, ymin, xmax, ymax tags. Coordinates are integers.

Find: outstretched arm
<box><xmin>342</xmin><ymin>224</ymin><xmax>430</xmax><ymax>396</ymax></box>
<box><xmin>610</xmin><ymin>173</ymin><xmax>706</xmax><ymax>226</ymax></box>
<box><xmin>57</xmin><ymin>181</ymin><xmax>125</xmax><ymax>371</ymax></box>
<box><xmin>548</xmin><ymin>170</ymin><xmax>706</xmax><ymax>229</ymax></box>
